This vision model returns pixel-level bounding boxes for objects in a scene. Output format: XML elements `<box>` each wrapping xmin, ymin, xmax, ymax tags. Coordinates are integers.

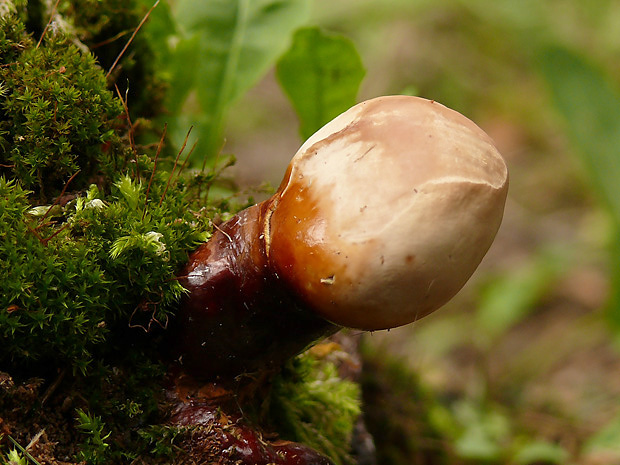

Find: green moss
<box><xmin>0</xmin><ymin>30</ymin><xmax>125</xmax><ymax>200</ymax></box>
<box><xmin>0</xmin><ymin>8</ymin><xmax>31</xmax><ymax>65</ymax></box>
<box><xmin>0</xmin><ymin>172</ymin><xmax>212</xmax><ymax>375</ymax></box>
<box><xmin>58</xmin><ymin>0</ymin><xmax>170</xmax><ymax>118</ymax></box>
<box><xmin>265</xmin><ymin>351</ymin><xmax>362</xmax><ymax>465</ymax></box>
<box><xmin>0</xmin><ymin>0</ymin><xmax>169</xmax><ymax>201</ymax></box>
<box><xmin>0</xmin><ymin>8</ymin><xmax>211</xmax><ymax>376</ymax></box>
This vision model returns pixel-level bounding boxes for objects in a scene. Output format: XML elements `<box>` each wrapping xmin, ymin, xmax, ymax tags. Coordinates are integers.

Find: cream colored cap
<box><xmin>266</xmin><ymin>95</ymin><xmax>508</xmax><ymax>330</ymax></box>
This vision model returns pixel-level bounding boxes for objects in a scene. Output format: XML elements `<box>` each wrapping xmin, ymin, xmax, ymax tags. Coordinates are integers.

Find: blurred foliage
<box><xmin>584</xmin><ymin>413</ymin><xmax>620</xmax><ymax>461</ymax></box>
<box><xmin>276</xmin><ymin>26</ymin><xmax>365</xmax><ymax>140</ymax></box>
<box><xmin>536</xmin><ymin>36</ymin><xmax>620</xmax><ymax>465</ymax></box>
<box><xmin>148</xmin><ymin>0</ymin><xmax>366</xmax><ymax>164</ymax></box>
<box><xmin>360</xmin><ymin>343</ymin><xmax>450</xmax><ymax>465</ymax></box>
<box><xmin>165</xmin><ymin>0</ymin><xmax>310</xmax><ymax>159</ymax></box>
<box><xmin>474</xmin><ymin>248</ymin><xmax>568</xmax><ymax>349</ymax></box>
<box><xmin>539</xmin><ymin>47</ymin><xmax>620</xmax><ymax>224</ymax></box>
<box><xmin>538</xmin><ymin>46</ymin><xmax>620</xmax><ymax>333</ymax></box>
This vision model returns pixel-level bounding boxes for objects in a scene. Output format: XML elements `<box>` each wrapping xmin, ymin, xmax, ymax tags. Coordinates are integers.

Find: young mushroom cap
<box><xmin>265</xmin><ymin>95</ymin><xmax>508</xmax><ymax>330</ymax></box>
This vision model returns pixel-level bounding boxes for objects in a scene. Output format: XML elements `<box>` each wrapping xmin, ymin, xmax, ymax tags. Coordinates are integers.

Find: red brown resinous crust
<box><xmin>167</xmin><ymin>375</ymin><xmax>335</xmax><ymax>464</ymax></box>
<box><xmin>171</xmin><ymin>95</ymin><xmax>509</xmax><ymax>379</ymax></box>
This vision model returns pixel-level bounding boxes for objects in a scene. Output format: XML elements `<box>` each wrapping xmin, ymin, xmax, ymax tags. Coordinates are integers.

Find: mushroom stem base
<box><xmin>171</xmin><ymin>203</ymin><xmax>340</xmax><ymax>379</ymax></box>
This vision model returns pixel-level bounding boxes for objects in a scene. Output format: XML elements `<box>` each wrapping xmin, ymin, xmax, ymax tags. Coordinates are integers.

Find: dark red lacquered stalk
<box><xmin>171</xmin><ymin>202</ymin><xmax>339</xmax><ymax>379</ymax></box>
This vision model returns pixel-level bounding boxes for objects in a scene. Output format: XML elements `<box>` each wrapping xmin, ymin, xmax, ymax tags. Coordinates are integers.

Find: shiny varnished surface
<box><xmin>167</xmin><ymin>373</ymin><xmax>335</xmax><ymax>464</ymax></box>
<box><xmin>172</xmin><ymin>204</ymin><xmax>338</xmax><ymax>378</ymax></box>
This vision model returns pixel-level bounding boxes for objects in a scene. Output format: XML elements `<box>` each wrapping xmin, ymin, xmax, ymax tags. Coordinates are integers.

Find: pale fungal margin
<box><xmin>174</xmin><ymin>95</ymin><xmax>508</xmax><ymax>377</ymax></box>
<box><xmin>267</xmin><ymin>95</ymin><xmax>508</xmax><ymax>330</ymax></box>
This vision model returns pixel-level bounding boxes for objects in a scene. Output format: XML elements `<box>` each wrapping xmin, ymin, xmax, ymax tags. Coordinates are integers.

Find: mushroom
<box><xmin>171</xmin><ymin>95</ymin><xmax>508</xmax><ymax>378</ymax></box>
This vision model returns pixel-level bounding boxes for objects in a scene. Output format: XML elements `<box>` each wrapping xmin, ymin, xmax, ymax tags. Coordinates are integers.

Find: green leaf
<box><xmin>7</xmin><ymin>436</ymin><xmax>42</xmax><ymax>465</ymax></box>
<box><xmin>138</xmin><ymin>0</ymin><xmax>176</xmax><ymax>64</ymax></box>
<box><xmin>453</xmin><ymin>401</ymin><xmax>510</xmax><ymax>461</ymax></box>
<box><xmin>276</xmin><ymin>26</ymin><xmax>365</xmax><ymax>140</ymax></box>
<box><xmin>474</xmin><ymin>249</ymin><xmax>565</xmax><ymax>345</ymax></box>
<box><xmin>164</xmin><ymin>33</ymin><xmax>202</xmax><ymax>117</ymax></box>
<box><xmin>538</xmin><ymin>46</ymin><xmax>620</xmax><ymax>328</ymax></box>
<box><xmin>5</xmin><ymin>449</ymin><xmax>28</xmax><ymax>465</ymax></box>
<box><xmin>583</xmin><ymin>411</ymin><xmax>620</xmax><ymax>458</ymax></box>
<box><xmin>538</xmin><ymin>46</ymin><xmax>620</xmax><ymax>225</ymax></box>
<box><xmin>171</xmin><ymin>0</ymin><xmax>310</xmax><ymax>158</ymax></box>
<box><xmin>513</xmin><ymin>440</ymin><xmax>569</xmax><ymax>465</ymax></box>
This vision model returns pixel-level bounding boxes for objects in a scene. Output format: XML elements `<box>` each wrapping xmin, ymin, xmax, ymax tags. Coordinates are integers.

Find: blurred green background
<box><xmin>157</xmin><ymin>0</ymin><xmax>620</xmax><ymax>463</ymax></box>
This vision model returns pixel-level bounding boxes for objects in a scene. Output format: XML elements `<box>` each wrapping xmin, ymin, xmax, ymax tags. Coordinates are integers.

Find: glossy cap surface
<box><xmin>266</xmin><ymin>96</ymin><xmax>508</xmax><ymax>330</ymax></box>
